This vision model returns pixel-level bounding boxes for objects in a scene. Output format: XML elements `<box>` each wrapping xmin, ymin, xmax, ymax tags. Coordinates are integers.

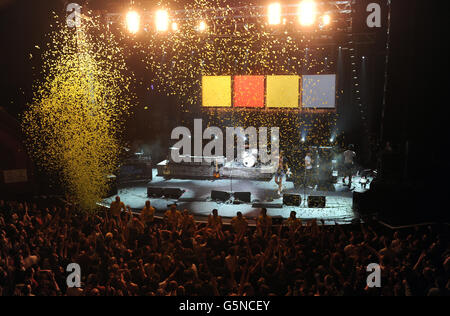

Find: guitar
<box><xmin>163</xmin><ymin>164</ymin><xmax>171</xmax><ymax>177</ymax></box>
<box><xmin>286</xmin><ymin>167</ymin><xmax>293</xmax><ymax>178</ymax></box>
<box><xmin>285</xmin><ymin>162</ymin><xmax>293</xmax><ymax>178</ymax></box>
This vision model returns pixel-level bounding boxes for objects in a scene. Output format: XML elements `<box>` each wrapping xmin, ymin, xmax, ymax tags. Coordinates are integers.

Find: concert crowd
<box><xmin>0</xmin><ymin>198</ymin><xmax>448</xmax><ymax>296</ymax></box>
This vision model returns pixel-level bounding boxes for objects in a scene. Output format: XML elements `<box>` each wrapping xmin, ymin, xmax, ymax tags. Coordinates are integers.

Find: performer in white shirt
<box><xmin>305</xmin><ymin>152</ymin><xmax>314</xmax><ymax>189</ymax></box>
<box><xmin>275</xmin><ymin>152</ymin><xmax>289</xmax><ymax>196</ymax></box>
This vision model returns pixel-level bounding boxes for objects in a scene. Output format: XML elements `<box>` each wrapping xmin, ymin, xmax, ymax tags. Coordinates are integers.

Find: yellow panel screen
<box><xmin>266</xmin><ymin>75</ymin><xmax>300</xmax><ymax>108</ymax></box>
<box><xmin>202</xmin><ymin>76</ymin><xmax>232</xmax><ymax>108</ymax></box>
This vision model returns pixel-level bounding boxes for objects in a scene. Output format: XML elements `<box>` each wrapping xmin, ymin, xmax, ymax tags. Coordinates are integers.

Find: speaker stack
<box><xmin>105</xmin><ymin>175</ymin><xmax>118</xmax><ymax>198</ymax></box>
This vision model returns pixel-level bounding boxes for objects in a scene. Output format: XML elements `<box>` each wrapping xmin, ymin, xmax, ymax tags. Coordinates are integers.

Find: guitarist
<box><xmin>275</xmin><ymin>152</ymin><xmax>289</xmax><ymax>196</ymax></box>
<box><xmin>163</xmin><ymin>155</ymin><xmax>171</xmax><ymax>178</ymax></box>
<box><xmin>213</xmin><ymin>159</ymin><xmax>221</xmax><ymax>179</ymax></box>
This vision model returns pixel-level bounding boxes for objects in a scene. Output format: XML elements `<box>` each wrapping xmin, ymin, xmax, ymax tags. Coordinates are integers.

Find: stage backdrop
<box><xmin>202</xmin><ymin>76</ymin><xmax>232</xmax><ymax>107</ymax></box>
<box><xmin>301</xmin><ymin>75</ymin><xmax>336</xmax><ymax>109</ymax></box>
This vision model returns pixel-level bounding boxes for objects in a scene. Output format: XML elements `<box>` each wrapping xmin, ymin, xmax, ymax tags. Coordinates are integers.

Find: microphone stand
<box><xmin>303</xmin><ymin>166</ymin><xmax>307</xmax><ymax>207</ymax></box>
<box><xmin>230</xmin><ymin>160</ymin><xmax>234</xmax><ymax>201</ymax></box>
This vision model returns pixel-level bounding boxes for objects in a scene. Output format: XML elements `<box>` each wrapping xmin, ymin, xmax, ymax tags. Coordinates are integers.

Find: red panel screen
<box><xmin>233</xmin><ymin>76</ymin><xmax>265</xmax><ymax>108</ymax></box>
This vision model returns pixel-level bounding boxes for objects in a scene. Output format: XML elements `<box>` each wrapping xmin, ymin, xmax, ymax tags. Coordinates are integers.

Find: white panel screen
<box><xmin>302</xmin><ymin>75</ymin><xmax>336</xmax><ymax>109</ymax></box>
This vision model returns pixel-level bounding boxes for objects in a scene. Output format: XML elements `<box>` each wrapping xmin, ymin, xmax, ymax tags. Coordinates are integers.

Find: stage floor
<box><xmin>100</xmin><ymin>169</ymin><xmax>371</xmax><ymax>225</ymax></box>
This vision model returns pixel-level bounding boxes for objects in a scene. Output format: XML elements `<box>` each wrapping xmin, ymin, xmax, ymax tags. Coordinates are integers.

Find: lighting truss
<box><xmin>103</xmin><ymin>1</ymin><xmax>352</xmax><ymax>31</ymax></box>
<box><xmin>96</xmin><ymin>1</ymin><xmax>378</xmax><ymax>48</ymax></box>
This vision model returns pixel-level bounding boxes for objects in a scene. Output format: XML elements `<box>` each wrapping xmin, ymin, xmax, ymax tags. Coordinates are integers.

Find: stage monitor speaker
<box><xmin>163</xmin><ymin>188</ymin><xmax>185</xmax><ymax>199</ymax></box>
<box><xmin>252</xmin><ymin>203</ymin><xmax>283</xmax><ymax>209</ymax></box>
<box><xmin>308</xmin><ymin>196</ymin><xmax>326</xmax><ymax>208</ymax></box>
<box><xmin>147</xmin><ymin>187</ymin><xmax>164</xmax><ymax>198</ymax></box>
<box><xmin>234</xmin><ymin>192</ymin><xmax>251</xmax><ymax>203</ymax></box>
<box><xmin>211</xmin><ymin>191</ymin><xmax>231</xmax><ymax>202</ymax></box>
<box><xmin>283</xmin><ymin>194</ymin><xmax>301</xmax><ymax>207</ymax></box>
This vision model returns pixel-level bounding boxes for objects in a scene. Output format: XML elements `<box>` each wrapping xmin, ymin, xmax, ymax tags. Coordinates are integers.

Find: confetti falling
<box><xmin>22</xmin><ymin>16</ymin><xmax>134</xmax><ymax>211</ymax></box>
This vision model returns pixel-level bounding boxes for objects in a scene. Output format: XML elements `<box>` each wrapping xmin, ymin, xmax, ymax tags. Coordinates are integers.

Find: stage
<box><xmin>100</xmin><ymin>169</ymin><xmax>371</xmax><ymax>225</ymax></box>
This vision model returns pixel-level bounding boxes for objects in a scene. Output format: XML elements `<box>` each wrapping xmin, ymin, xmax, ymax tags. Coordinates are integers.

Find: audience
<box><xmin>140</xmin><ymin>201</ymin><xmax>155</xmax><ymax>226</ymax></box>
<box><xmin>0</xmin><ymin>197</ymin><xmax>448</xmax><ymax>296</ymax></box>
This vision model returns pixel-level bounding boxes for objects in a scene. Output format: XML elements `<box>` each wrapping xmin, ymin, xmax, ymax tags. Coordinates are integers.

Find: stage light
<box><xmin>301</xmin><ymin>137</ymin><xmax>306</xmax><ymax>143</ymax></box>
<box><xmin>322</xmin><ymin>14</ymin><xmax>331</xmax><ymax>26</ymax></box>
<box><xmin>126</xmin><ymin>10</ymin><xmax>140</xmax><ymax>34</ymax></box>
<box><xmin>268</xmin><ymin>3</ymin><xmax>282</xmax><ymax>25</ymax></box>
<box><xmin>172</xmin><ymin>22</ymin><xmax>179</xmax><ymax>32</ymax></box>
<box><xmin>298</xmin><ymin>0</ymin><xmax>317</xmax><ymax>26</ymax></box>
<box><xmin>155</xmin><ymin>9</ymin><xmax>169</xmax><ymax>32</ymax></box>
<box><xmin>198</xmin><ymin>21</ymin><xmax>207</xmax><ymax>32</ymax></box>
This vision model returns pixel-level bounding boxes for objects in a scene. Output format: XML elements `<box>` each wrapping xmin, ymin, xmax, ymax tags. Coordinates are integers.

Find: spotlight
<box><xmin>298</xmin><ymin>0</ymin><xmax>317</xmax><ymax>26</ymax></box>
<box><xmin>301</xmin><ymin>137</ymin><xmax>306</xmax><ymax>143</ymax></box>
<box><xmin>322</xmin><ymin>14</ymin><xmax>331</xmax><ymax>26</ymax></box>
<box><xmin>126</xmin><ymin>10</ymin><xmax>140</xmax><ymax>34</ymax></box>
<box><xmin>198</xmin><ymin>21</ymin><xmax>207</xmax><ymax>32</ymax></box>
<box><xmin>155</xmin><ymin>9</ymin><xmax>169</xmax><ymax>32</ymax></box>
<box><xmin>171</xmin><ymin>22</ymin><xmax>179</xmax><ymax>32</ymax></box>
<box><xmin>268</xmin><ymin>3</ymin><xmax>282</xmax><ymax>25</ymax></box>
